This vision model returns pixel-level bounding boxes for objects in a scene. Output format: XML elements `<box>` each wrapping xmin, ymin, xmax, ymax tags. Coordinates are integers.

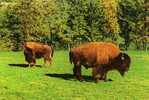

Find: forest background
<box><xmin>0</xmin><ymin>0</ymin><xmax>148</xmax><ymax>51</ymax></box>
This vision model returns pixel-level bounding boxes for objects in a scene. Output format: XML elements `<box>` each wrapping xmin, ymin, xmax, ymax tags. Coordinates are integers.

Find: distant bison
<box><xmin>23</xmin><ymin>42</ymin><xmax>54</xmax><ymax>66</ymax></box>
<box><xmin>69</xmin><ymin>42</ymin><xmax>131</xmax><ymax>82</ymax></box>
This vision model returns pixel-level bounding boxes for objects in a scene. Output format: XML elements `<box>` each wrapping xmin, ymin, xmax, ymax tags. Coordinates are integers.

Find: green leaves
<box><xmin>16</xmin><ymin>0</ymin><xmax>57</xmax><ymax>41</ymax></box>
<box><xmin>119</xmin><ymin>0</ymin><xmax>149</xmax><ymax>50</ymax></box>
<box><xmin>0</xmin><ymin>0</ymin><xmax>148</xmax><ymax>50</ymax></box>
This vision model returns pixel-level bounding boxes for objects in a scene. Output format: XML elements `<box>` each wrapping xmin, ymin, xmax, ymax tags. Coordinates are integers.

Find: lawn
<box><xmin>0</xmin><ymin>50</ymin><xmax>149</xmax><ymax>100</ymax></box>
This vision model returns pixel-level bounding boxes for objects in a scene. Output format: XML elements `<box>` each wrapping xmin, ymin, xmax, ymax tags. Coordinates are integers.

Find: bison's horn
<box><xmin>121</xmin><ymin>54</ymin><xmax>125</xmax><ymax>60</ymax></box>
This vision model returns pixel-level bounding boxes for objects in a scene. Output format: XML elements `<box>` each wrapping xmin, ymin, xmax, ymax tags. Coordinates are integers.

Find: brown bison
<box><xmin>69</xmin><ymin>42</ymin><xmax>131</xmax><ymax>82</ymax></box>
<box><xmin>23</xmin><ymin>42</ymin><xmax>54</xmax><ymax>66</ymax></box>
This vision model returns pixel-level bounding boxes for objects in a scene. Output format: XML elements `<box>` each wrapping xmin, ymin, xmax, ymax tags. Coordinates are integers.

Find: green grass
<box><xmin>0</xmin><ymin>50</ymin><xmax>149</xmax><ymax>100</ymax></box>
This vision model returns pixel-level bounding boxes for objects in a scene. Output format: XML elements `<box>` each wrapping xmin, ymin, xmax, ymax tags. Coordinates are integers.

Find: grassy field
<box><xmin>0</xmin><ymin>50</ymin><xmax>149</xmax><ymax>100</ymax></box>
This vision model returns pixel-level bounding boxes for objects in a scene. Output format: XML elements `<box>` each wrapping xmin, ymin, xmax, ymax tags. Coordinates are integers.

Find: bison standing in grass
<box><xmin>23</xmin><ymin>42</ymin><xmax>54</xmax><ymax>67</ymax></box>
<box><xmin>69</xmin><ymin>42</ymin><xmax>131</xmax><ymax>82</ymax></box>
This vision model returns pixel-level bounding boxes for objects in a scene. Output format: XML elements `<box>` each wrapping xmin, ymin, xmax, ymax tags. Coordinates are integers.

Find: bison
<box><xmin>23</xmin><ymin>42</ymin><xmax>54</xmax><ymax>66</ymax></box>
<box><xmin>69</xmin><ymin>42</ymin><xmax>131</xmax><ymax>82</ymax></box>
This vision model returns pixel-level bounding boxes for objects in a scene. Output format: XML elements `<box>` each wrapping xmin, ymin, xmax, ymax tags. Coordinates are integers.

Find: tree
<box><xmin>5</xmin><ymin>6</ymin><xmax>22</xmax><ymax>51</ymax></box>
<box><xmin>0</xmin><ymin>1</ymin><xmax>22</xmax><ymax>51</ymax></box>
<box><xmin>16</xmin><ymin>0</ymin><xmax>57</xmax><ymax>42</ymax></box>
<box><xmin>101</xmin><ymin>0</ymin><xmax>120</xmax><ymax>42</ymax></box>
<box><xmin>57</xmin><ymin>0</ymin><xmax>105</xmax><ymax>47</ymax></box>
<box><xmin>119</xmin><ymin>0</ymin><xmax>149</xmax><ymax>50</ymax></box>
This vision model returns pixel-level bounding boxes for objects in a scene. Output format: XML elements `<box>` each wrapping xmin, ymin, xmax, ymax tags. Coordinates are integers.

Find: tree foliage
<box><xmin>0</xmin><ymin>0</ymin><xmax>148</xmax><ymax>50</ymax></box>
<box><xmin>16</xmin><ymin>0</ymin><xmax>57</xmax><ymax>41</ymax></box>
<box><xmin>119</xmin><ymin>0</ymin><xmax>149</xmax><ymax>50</ymax></box>
<box><xmin>101</xmin><ymin>0</ymin><xmax>120</xmax><ymax>41</ymax></box>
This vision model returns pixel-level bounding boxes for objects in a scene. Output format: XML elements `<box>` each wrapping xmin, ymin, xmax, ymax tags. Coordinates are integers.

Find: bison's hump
<box><xmin>71</xmin><ymin>42</ymin><xmax>120</xmax><ymax>65</ymax></box>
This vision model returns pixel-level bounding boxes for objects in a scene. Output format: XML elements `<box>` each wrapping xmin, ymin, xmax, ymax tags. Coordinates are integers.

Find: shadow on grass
<box><xmin>45</xmin><ymin>73</ymin><xmax>93</xmax><ymax>82</ymax></box>
<box><xmin>8</xmin><ymin>64</ymin><xmax>42</xmax><ymax>68</ymax></box>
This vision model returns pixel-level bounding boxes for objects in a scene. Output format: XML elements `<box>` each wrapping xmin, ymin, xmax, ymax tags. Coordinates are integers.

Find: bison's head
<box><xmin>24</xmin><ymin>49</ymin><xmax>35</xmax><ymax>64</ymax></box>
<box><xmin>116</xmin><ymin>53</ymin><xmax>131</xmax><ymax>77</ymax></box>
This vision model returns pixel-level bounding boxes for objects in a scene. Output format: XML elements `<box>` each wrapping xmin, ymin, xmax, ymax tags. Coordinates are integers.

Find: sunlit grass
<box><xmin>0</xmin><ymin>50</ymin><xmax>148</xmax><ymax>100</ymax></box>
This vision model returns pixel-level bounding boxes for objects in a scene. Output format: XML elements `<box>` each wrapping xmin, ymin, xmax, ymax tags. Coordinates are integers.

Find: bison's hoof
<box><xmin>75</xmin><ymin>76</ymin><xmax>84</xmax><ymax>82</ymax></box>
<box><xmin>28</xmin><ymin>64</ymin><xmax>34</xmax><ymax>67</ymax></box>
<box><xmin>78</xmin><ymin>77</ymin><xmax>84</xmax><ymax>82</ymax></box>
<box><xmin>79</xmin><ymin>79</ymin><xmax>85</xmax><ymax>82</ymax></box>
<box><xmin>79</xmin><ymin>80</ymin><xmax>84</xmax><ymax>82</ymax></box>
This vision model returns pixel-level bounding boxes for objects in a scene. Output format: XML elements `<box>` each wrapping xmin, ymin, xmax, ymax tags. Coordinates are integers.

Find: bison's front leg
<box><xmin>99</xmin><ymin>74</ymin><xmax>112</xmax><ymax>82</ymax></box>
<box><xmin>44</xmin><ymin>56</ymin><xmax>52</xmax><ymax>67</ymax></box>
<box><xmin>97</xmin><ymin>66</ymin><xmax>108</xmax><ymax>82</ymax></box>
<box><xmin>73</xmin><ymin>65</ymin><xmax>84</xmax><ymax>81</ymax></box>
<box><xmin>99</xmin><ymin>71</ymin><xmax>112</xmax><ymax>82</ymax></box>
<box><xmin>99</xmin><ymin>72</ymin><xmax>107</xmax><ymax>81</ymax></box>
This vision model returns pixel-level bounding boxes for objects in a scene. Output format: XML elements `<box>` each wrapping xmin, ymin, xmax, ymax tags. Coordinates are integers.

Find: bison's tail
<box><xmin>69</xmin><ymin>50</ymin><xmax>73</xmax><ymax>64</ymax></box>
<box><xmin>51</xmin><ymin>45</ymin><xmax>54</xmax><ymax>57</ymax></box>
<box><xmin>23</xmin><ymin>42</ymin><xmax>27</xmax><ymax>50</ymax></box>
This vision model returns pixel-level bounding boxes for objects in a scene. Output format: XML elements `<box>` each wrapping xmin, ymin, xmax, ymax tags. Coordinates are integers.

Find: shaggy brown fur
<box><xmin>23</xmin><ymin>42</ymin><xmax>54</xmax><ymax>66</ymax></box>
<box><xmin>69</xmin><ymin>42</ymin><xmax>131</xmax><ymax>82</ymax></box>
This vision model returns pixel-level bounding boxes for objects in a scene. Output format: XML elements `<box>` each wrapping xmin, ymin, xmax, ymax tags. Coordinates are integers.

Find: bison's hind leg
<box><xmin>43</xmin><ymin>55</ymin><xmax>52</xmax><ymax>67</ymax></box>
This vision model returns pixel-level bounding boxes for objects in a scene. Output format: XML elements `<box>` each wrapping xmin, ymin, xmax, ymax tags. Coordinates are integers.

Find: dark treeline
<box><xmin>0</xmin><ymin>0</ymin><xmax>148</xmax><ymax>51</ymax></box>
